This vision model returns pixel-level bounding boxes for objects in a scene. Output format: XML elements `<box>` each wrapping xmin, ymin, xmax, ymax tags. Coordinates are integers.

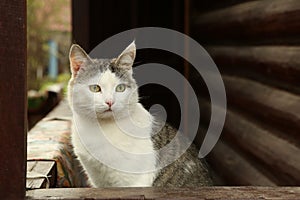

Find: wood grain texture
<box><xmin>206</xmin><ymin>46</ymin><xmax>300</xmax><ymax>93</ymax></box>
<box><xmin>192</xmin><ymin>0</ymin><xmax>300</xmax><ymax>44</ymax></box>
<box><xmin>192</xmin><ymin>0</ymin><xmax>255</xmax><ymax>12</ymax></box>
<box><xmin>190</xmin><ymin>0</ymin><xmax>300</xmax><ymax>188</ymax></box>
<box><xmin>0</xmin><ymin>0</ymin><xmax>26</xmax><ymax>199</ymax></box>
<box><xmin>26</xmin><ymin>161</ymin><xmax>56</xmax><ymax>189</ymax></box>
<box><xmin>26</xmin><ymin>187</ymin><xmax>300</xmax><ymax>199</ymax></box>
<box><xmin>198</xmin><ymin>95</ymin><xmax>300</xmax><ymax>185</ymax></box>
<box><xmin>223</xmin><ymin>75</ymin><xmax>300</xmax><ymax>146</ymax></box>
<box><xmin>222</xmin><ymin>105</ymin><xmax>300</xmax><ymax>185</ymax></box>
<box><xmin>207</xmin><ymin>140</ymin><xmax>276</xmax><ymax>186</ymax></box>
<box><xmin>198</xmin><ymin>98</ymin><xmax>294</xmax><ymax>185</ymax></box>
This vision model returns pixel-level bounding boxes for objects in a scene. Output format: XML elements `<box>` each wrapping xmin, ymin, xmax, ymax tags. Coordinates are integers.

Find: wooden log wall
<box><xmin>191</xmin><ymin>0</ymin><xmax>300</xmax><ymax>185</ymax></box>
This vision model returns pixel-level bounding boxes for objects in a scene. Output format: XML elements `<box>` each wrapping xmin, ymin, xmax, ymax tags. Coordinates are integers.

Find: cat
<box><xmin>68</xmin><ymin>41</ymin><xmax>212</xmax><ymax>187</ymax></box>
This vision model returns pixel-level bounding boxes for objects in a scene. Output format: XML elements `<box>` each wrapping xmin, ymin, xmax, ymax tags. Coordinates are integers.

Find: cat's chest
<box><xmin>99</xmin><ymin>119</ymin><xmax>154</xmax><ymax>154</ymax></box>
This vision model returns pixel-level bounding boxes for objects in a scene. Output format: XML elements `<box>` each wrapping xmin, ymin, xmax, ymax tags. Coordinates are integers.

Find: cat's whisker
<box><xmin>133</xmin><ymin>61</ymin><xmax>143</xmax><ymax>66</ymax></box>
<box><xmin>138</xmin><ymin>96</ymin><xmax>150</xmax><ymax>100</ymax></box>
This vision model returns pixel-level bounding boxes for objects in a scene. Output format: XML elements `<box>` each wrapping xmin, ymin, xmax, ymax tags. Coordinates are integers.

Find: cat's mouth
<box><xmin>104</xmin><ymin>108</ymin><xmax>112</xmax><ymax>112</ymax></box>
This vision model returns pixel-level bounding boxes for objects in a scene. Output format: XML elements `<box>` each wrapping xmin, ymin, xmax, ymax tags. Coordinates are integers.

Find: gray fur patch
<box><xmin>75</xmin><ymin>58</ymin><xmax>136</xmax><ymax>87</ymax></box>
<box><xmin>152</xmin><ymin>122</ymin><xmax>213</xmax><ymax>187</ymax></box>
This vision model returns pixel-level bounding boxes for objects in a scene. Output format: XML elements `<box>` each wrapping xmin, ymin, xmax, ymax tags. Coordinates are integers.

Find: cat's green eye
<box><xmin>116</xmin><ymin>84</ymin><xmax>126</xmax><ymax>92</ymax></box>
<box><xmin>89</xmin><ymin>84</ymin><xmax>101</xmax><ymax>93</ymax></box>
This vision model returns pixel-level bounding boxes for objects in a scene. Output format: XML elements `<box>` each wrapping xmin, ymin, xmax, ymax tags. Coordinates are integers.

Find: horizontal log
<box><xmin>223</xmin><ymin>75</ymin><xmax>300</xmax><ymax>145</ymax></box>
<box><xmin>192</xmin><ymin>0</ymin><xmax>300</xmax><ymax>44</ymax></box>
<box><xmin>207</xmin><ymin>140</ymin><xmax>276</xmax><ymax>186</ymax></box>
<box><xmin>206</xmin><ymin>46</ymin><xmax>300</xmax><ymax>93</ymax></box>
<box><xmin>198</xmin><ymin>98</ymin><xmax>300</xmax><ymax>185</ymax></box>
<box><xmin>192</xmin><ymin>0</ymin><xmax>254</xmax><ymax>12</ymax></box>
<box><xmin>219</xmin><ymin>104</ymin><xmax>300</xmax><ymax>185</ymax></box>
<box><xmin>26</xmin><ymin>187</ymin><xmax>300</xmax><ymax>199</ymax></box>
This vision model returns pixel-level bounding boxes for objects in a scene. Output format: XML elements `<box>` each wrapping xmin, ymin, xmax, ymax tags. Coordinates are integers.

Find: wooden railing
<box><xmin>26</xmin><ymin>187</ymin><xmax>300</xmax><ymax>199</ymax></box>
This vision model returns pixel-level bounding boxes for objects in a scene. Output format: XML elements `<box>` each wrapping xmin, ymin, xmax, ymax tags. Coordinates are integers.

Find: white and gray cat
<box><xmin>68</xmin><ymin>41</ymin><xmax>212</xmax><ymax>187</ymax></box>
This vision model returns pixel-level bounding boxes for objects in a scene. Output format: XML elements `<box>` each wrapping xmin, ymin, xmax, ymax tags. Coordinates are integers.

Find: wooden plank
<box><xmin>223</xmin><ymin>75</ymin><xmax>300</xmax><ymax>146</ymax></box>
<box><xmin>26</xmin><ymin>161</ymin><xmax>56</xmax><ymax>189</ymax></box>
<box><xmin>192</xmin><ymin>0</ymin><xmax>255</xmax><ymax>12</ymax></box>
<box><xmin>206</xmin><ymin>46</ymin><xmax>300</xmax><ymax>94</ymax></box>
<box><xmin>26</xmin><ymin>187</ymin><xmax>300</xmax><ymax>199</ymax></box>
<box><xmin>207</xmin><ymin>140</ymin><xmax>277</xmax><ymax>186</ymax></box>
<box><xmin>222</xmin><ymin>105</ymin><xmax>300</xmax><ymax>185</ymax></box>
<box><xmin>192</xmin><ymin>0</ymin><xmax>300</xmax><ymax>44</ymax></box>
<box><xmin>198</xmin><ymin>97</ymin><xmax>300</xmax><ymax>184</ymax></box>
<box><xmin>195</xmin><ymin>125</ymin><xmax>276</xmax><ymax>186</ymax></box>
<box><xmin>0</xmin><ymin>0</ymin><xmax>26</xmax><ymax>199</ymax></box>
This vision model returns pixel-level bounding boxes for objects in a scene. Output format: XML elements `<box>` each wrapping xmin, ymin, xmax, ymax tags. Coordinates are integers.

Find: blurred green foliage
<box><xmin>27</xmin><ymin>0</ymin><xmax>71</xmax><ymax>90</ymax></box>
<box><xmin>28</xmin><ymin>73</ymin><xmax>70</xmax><ymax>110</ymax></box>
<box><xmin>40</xmin><ymin>73</ymin><xmax>71</xmax><ymax>94</ymax></box>
<box><xmin>28</xmin><ymin>94</ymin><xmax>47</xmax><ymax>111</ymax></box>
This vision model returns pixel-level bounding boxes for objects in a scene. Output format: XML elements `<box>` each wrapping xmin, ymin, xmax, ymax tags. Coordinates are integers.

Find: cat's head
<box><xmin>68</xmin><ymin>41</ymin><xmax>139</xmax><ymax>120</ymax></box>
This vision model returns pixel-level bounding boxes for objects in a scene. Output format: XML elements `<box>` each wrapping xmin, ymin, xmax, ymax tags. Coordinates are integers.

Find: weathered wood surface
<box><xmin>207</xmin><ymin>140</ymin><xmax>276</xmax><ymax>186</ymax></box>
<box><xmin>190</xmin><ymin>0</ymin><xmax>300</xmax><ymax>188</ymax></box>
<box><xmin>192</xmin><ymin>0</ymin><xmax>300</xmax><ymax>44</ymax></box>
<box><xmin>192</xmin><ymin>0</ymin><xmax>254</xmax><ymax>12</ymax></box>
<box><xmin>223</xmin><ymin>75</ymin><xmax>300</xmax><ymax>146</ymax></box>
<box><xmin>26</xmin><ymin>161</ymin><xmax>56</xmax><ymax>189</ymax></box>
<box><xmin>0</xmin><ymin>0</ymin><xmax>26</xmax><ymax>199</ymax></box>
<box><xmin>205</xmin><ymin>97</ymin><xmax>300</xmax><ymax>185</ymax></box>
<box><xmin>198</xmin><ymin>97</ymin><xmax>300</xmax><ymax>185</ymax></box>
<box><xmin>175</xmin><ymin>72</ymin><xmax>300</xmax><ymax>185</ymax></box>
<box><xmin>206</xmin><ymin>46</ymin><xmax>300</xmax><ymax>93</ymax></box>
<box><xmin>26</xmin><ymin>187</ymin><xmax>300</xmax><ymax>199</ymax></box>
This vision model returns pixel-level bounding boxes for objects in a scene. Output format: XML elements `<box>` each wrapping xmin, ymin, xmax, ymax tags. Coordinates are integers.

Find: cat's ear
<box><xmin>69</xmin><ymin>44</ymin><xmax>91</xmax><ymax>76</ymax></box>
<box><xmin>114</xmin><ymin>41</ymin><xmax>136</xmax><ymax>71</ymax></box>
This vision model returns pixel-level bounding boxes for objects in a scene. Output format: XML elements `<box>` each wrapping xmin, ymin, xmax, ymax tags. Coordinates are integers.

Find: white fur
<box><xmin>72</xmin><ymin>104</ymin><xmax>157</xmax><ymax>187</ymax></box>
<box><xmin>69</xmin><ymin>67</ymin><xmax>157</xmax><ymax>187</ymax></box>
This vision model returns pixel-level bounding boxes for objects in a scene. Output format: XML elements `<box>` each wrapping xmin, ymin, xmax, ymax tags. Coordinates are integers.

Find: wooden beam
<box><xmin>222</xmin><ymin>104</ymin><xmax>300</xmax><ymax>185</ymax></box>
<box><xmin>26</xmin><ymin>187</ymin><xmax>300</xmax><ymax>199</ymax></box>
<box><xmin>223</xmin><ymin>75</ymin><xmax>300</xmax><ymax>145</ymax></box>
<box><xmin>198</xmin><ymin>95</ymin><xmax>300</xmax><ymax>184</ymax></box>
<box><xmin>0</xmin><ymin>0</ymin><xmax>27</xmax><ymax>199</ymax></box>
<box><xmin>192</xmin><ymin>0</ymin><xmax>254</xmax><ymax>12</ymax></box>
<box><xmin>201</xmin><ymin>97</ymin><xmax>300</xmax><ymax>185</ymax></box>
<box><xmin>206</xmin><ymin>46</ymin><xmax>300</xmax><ymax>93</ymax></box>
<box><xmin>208</xmin><ymin>140</ymin><xmax>277</xmax><ymax>186</ymax></box>
<box><xmin>192</xmin><ymin>0</ymin><xmax>300</xmax><ymax>44</ymax></box>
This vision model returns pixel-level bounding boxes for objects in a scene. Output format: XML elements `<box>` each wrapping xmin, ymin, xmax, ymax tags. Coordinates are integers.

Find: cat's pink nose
<box><xmin>105</xmin><ymin>100</ymin><xmax>114</xmax><ymax>107</ymax></box>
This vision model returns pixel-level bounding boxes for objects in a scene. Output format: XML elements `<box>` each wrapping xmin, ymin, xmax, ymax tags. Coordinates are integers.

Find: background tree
<box><xmin>27</xmin><ymin>0</ymin><xmax>71</xmax><ymax>90</ymax></box>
